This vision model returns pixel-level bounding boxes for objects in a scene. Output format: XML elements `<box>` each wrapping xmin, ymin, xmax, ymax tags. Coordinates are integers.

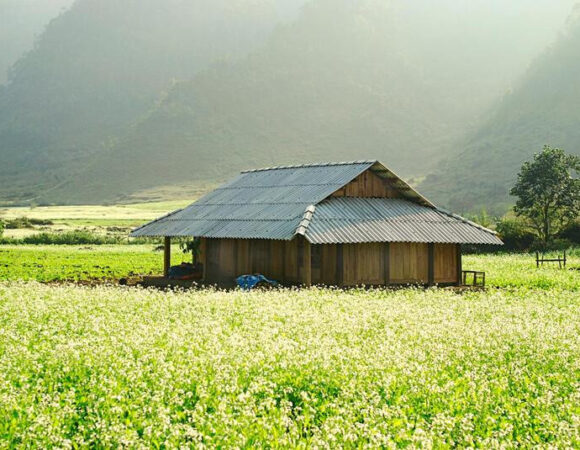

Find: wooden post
<box><xmin>457</xmin><ymin>244</ymin><xmax>463</xmax><ymax>286</ymax></box>
<box><xmin>164</xmin><ymin>236</ymin><xmax>171</xmax><ymax>278</ymax></box>
<box><xmin>536</xmin><ymin>251</ymin><xmax>539</xmax><ymax>268</ymax></box>
<box><xmin>384</xmin><ymin>242</ymin><xmax>390</xmax><ymax>286</ymax></box>
<box><xmin>282</xmin><ymin>241</ymin><xmax>287</xmax><ymax>283</ymax></box>
<box><xmin>337</xmin><ymin>244</ymin><xmax>344</xmax><ymax>287</ymax></box>
<box><xmin>428</xmin><ymin>243</ymin><xmax>435</xmax><ymax>286</ymax></box>
<box><xmin>564</xmin><ymin>251</ymin><xmax>567</xmax><ymax>268</ymax></box>
<box><xmin>302</xmin><ymin>238</ymin><xmax>312</xmax><ymax>287</ymax></box>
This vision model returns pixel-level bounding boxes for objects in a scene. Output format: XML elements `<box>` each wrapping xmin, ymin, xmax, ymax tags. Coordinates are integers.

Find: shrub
<box><xmin>0</xmin><ymin>219</ymin><xmax>4</xmax><ymax>237</ymax></box>
<box><xmin>5</xmin><ymin>217</ymin><xmax>54</xmax><ymax>229</ymax></box>
<box><xmin>20</xmin><ymin>231</ymin><xmax>123</xmax><ymax>246</ymax></box>
<box><xmin>495</xmin><ymin>217</ymin><xmax>536</xmax><ymax>251</ymax></box>
<box><xmin>559</xmin><ymin>220</ymin><xmax>580</xmax><ymax>245</ymax></box>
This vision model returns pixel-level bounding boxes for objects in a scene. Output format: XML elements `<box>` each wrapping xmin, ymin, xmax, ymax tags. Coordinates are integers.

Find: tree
<box><xmin>510</xmin><ymin>146</ymin><xmax>580</xmax><ymax>248</ymax></box>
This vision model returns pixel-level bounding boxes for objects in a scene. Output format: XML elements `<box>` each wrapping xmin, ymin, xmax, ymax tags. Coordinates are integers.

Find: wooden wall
<box><xmin>342</xmin><ymin>243</ymin><xmax>386</xmax><ymax>286</ymax></box>
<box><xmin>204</xmin><ymin>238</ymin><xmax>304</xmax><ymax>286</ymax></box>
<box><xmin>331</xmin><ymin>170</ymin><xmax>401</xmax><ymax>199</ymax></box>
<box><xmin>389</xmin><ymin>242</ymin><xmax>429</xmax><ymax>285</ymax></box>
<box><xmin>315</xmin><ymin>242</ymin><xmax>459</xmax><ymax>286</ymax></box>
<box><xmin>203</xmin><ymin>238</ymin><xmax>460</xmax><ymax>287</ymax></box>
<box><xmin>434</xmin><ymin>243</ymin><xmax>459</xmax><ymax>284</ymax></box>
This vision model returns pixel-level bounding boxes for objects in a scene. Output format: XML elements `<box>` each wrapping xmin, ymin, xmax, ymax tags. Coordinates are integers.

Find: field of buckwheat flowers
<box><xmin>0</xmin><ymin>268</ymin><xmax>579</xmax><ymax>447</ymax></box>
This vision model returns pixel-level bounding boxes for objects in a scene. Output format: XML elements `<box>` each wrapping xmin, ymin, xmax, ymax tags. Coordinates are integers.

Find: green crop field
<box><xmin>0</xmin><ymin>245</ymin><xmax>579</xmax><ymax>447</ymax></box>
<box><xmin>1</xmin><ymin>244</ymin><xmax>578</xmax><ymax>288</ymax></box>
<box><xmin>0</xmin><ymin>245</ymin><xmax>195</xmax><ymax>283</ymax></box>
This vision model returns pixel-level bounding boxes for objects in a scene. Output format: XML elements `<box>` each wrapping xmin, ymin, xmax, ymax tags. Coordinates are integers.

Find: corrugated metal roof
<box><xmin>131</xmin><ymin>161</ymin><xmax>374</xmax><ymax>240</ymax></box>
<box><xmin>304</xmin><ymin>198</ymin><xmax>502</xmax><ymax>245</ymax></box>
<box><xmin>131</xmin><ymin>161</ymin><xmax>502</xmax><ymax>245</ymax></box>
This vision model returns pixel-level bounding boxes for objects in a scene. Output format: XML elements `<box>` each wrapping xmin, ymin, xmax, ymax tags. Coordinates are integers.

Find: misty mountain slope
<box><xmin>0</xmin><ymin>0</ymin><xmax>299</xmax><ymax>203</ymax></box>
<box><xmin>1</xmin><ymin>0</ymin><xmax>578</xmax><ymax>205</ymax></box>
<box><xmin>392</xmin><ymin>0</ymin><xmax>578</xmax><ymax>122</ymax></box>
<box><xmin>0</xmin><ymin>0</ymin><xmax>74</xmax><ymax>84</ymax></box>
<box><xmin>57</xmin><ymin>0</ymin><xmax>456</xmax><ymax>203</ymax></box>
<box><xmin>420</xmin><ymin>10</ymin><xmax>580</xmax><ymax>214</ymax></box>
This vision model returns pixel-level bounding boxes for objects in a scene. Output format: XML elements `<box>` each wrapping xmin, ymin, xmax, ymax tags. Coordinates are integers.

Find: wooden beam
<box><xmin>337</xmin><ymin>244</ymin><xmax>344</xmax><ymax>287</ymax></box>
<box><xmin>384</xmin><ymin>242</ymin><xmax>390</xmax><ymax>285</ymax></box>
<box><xmin>164</xmin><ymin>237</ymin><xmax>171</xmax><ymax>278</ymax></box>
<box><xmin>456</xmin><ymin>244</ymin><xmax>462</xmax><ymax>286</ymax></box>
<box><xmin>428</xmin><ymin>243</ymin><xmax>435</xmax><ymax>286</ymax></box>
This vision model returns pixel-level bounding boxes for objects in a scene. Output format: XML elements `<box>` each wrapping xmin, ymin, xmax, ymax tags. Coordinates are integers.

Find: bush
<box><xmin>495</xmin><ymin>218</ymin><xmax>536</xmax><ymax>251</ymax></box>
<box><xmin>20</xmin><ymin>231</ymin><xmax>124</xmax><ymax>246</ymax></box>
<box><xmin>0</xmin><ymin>219</ymin><xmax>4</xmax><ymax>237</ymax></box>
<box><xmin>559</xmin><ymin>221</ymin><xmax>580</xmax><ymax>245</ymax></box>
<box><xmin>5</xmin><ymin>217</ymin><xmax>54</xmax><ymax>229</ymax></box>
<box><xmin>0</xmin><ymin>230</ymin><xmax>159</xmax><ymax>246</ymax></box>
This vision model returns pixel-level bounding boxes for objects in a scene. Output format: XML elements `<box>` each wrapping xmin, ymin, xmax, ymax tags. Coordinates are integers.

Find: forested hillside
<box><xmin>59</xmin><ymin>0</ymin><xmax>449</xmax><ymax>202</ymax></box>
<box><xmin>52</xmin><ymin>0</ymin><xmax>576</xmax><ymax>204</ymax></box>
<box><xmin>0</xmin><ymin>0</ymin><xmax>577</xmax><ymax>206</ymax></box>
<box><xmin>421</xmin><ymin>7</ymin><xmax>580</xmax><ymax>214</ymax></box>
<box><xmin>0</xmin><ymin>0</ymin><xmax>300</xmax><ymax>204</ymax></box>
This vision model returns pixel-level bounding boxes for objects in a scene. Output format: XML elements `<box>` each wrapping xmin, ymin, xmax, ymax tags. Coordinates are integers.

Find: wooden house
<box><xmin>132</xmin><ymin>161</ymin><xmax>502</xmax><ymax>287</ymax></box>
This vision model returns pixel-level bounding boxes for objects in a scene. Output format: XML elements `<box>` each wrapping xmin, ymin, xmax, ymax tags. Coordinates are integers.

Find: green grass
<box><xmin>464</xmin><ymin>253</ymin><xmax>580</xmax><ymax>291</ymax></box>
<box><xmin>1</xmin><ymin>245</ymin><xmax>578</xmax><ymax>289</ymax></box>
<box><xmin>0</xmin><ymin>245</ymin><xmax>186</xmax><ymax>282</ymax></box>
<box><xmin>0</xmin><ymin>284</ymin><xmax>577</xmax><ymax>447</ymax></box>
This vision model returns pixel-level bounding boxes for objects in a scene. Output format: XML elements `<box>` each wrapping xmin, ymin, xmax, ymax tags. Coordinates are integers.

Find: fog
<box><xmin>0</xmin><ymin>0</ymin><xmax>578</xmax><ymax>207</ymax></box>
<box><xmin>0</xmin><ymin>0</ymin><xmax>74</xmax><ymax>83</ymax></box>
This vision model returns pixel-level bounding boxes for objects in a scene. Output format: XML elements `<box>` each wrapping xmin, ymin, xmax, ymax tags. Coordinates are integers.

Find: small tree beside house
<box><xmin>510</xmin><ymin>146</ymin><xmax>580</xmax><ymax>249</ymax></box>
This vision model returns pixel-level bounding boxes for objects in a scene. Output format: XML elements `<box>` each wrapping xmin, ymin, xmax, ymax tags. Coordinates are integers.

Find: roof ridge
<box><xmin>241</xmin><ymin>160</ymin><xmax>377</xmax><ymax>173</ymax></box>
<box><xmin>295</xmin><ymin>205</ymin><xmax>316</xmax><ymax>236</ymax></box>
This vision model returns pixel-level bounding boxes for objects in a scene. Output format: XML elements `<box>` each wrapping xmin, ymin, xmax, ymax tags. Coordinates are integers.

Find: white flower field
<box><xmin>0</xmin><ymin>279</ymin><xmax>578</xmax><ymax>447</ymax></box>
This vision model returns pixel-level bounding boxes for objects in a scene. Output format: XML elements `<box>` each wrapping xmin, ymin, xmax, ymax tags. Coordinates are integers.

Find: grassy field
<box><xmin>0</xmin><ymin>283</ymin><xmax>578</xmax><ymax>447</ymax></box>
<box><xmin>1</xmin><ymin>203</ymin><xmax>579</xmax><ymax>446</ymax></box>
<box><xmin>0</xmin><ymin>245</ymin><xmax>578</xmax><ymax>289</ymax></box>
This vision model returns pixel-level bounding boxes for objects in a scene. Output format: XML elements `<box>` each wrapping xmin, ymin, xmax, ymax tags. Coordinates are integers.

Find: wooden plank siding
<box><xmin>342</xmin><ymin>243</ymin><xmax>386</xmax><ymax>286</ymax></box>
<box><xmin>434</xmin><ymin>243</ymin><xmax>459</xmax><ymax>284</ymax></box>
<box><xmin>331</xmin><ymin>169</ymin><xmax>401</xmax><ymax>198</ymax></box>
<box><xmin>205</xmin><ymin>238</ymin><xmax>300</xmax><ymax>286</ymax></box>
<box><xmin>389</xmin><ymin>242</ymin><xmax>429</xmax><ymax>284</ymax></box>
<box><xmin>204</xmin><ymin>239</ymin><xmax>459</xmax><ymax>287</ymax></box>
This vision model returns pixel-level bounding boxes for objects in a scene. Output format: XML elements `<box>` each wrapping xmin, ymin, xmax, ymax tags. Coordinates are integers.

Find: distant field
<box><xmin>0</xmin><ymin>201</ymin><xmax>191</xmax><ymax>239</ymax></box>
<box><xmin>0</xmin><ymin>200</ymin><xmax>190</xmax><ymax>222</ymax></box>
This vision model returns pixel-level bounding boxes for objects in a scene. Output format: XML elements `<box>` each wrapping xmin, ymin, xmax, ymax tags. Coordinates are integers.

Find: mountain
<box><xmin>420</xmin><ymin>7</ymin><xmax>580</xmax><ymax>215</ymax></box>
<box><xmin>54</xmin><ymin>0</ymin><xmax>453</xmax><ymax>203</ymax></box>
<box><xmin>0</xmin><ymin>0</ymin><xmax>302</xmax><ymax>204</ymax></box>
<box><xmin>0</xmin><ymin>0</ymin><xmax>577</xmax><ymax>205</ymax></box>
<box><xmin>0</xmin><ymin>0</ymin><xmax>74</xmax><ymax>84</ymax></box>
